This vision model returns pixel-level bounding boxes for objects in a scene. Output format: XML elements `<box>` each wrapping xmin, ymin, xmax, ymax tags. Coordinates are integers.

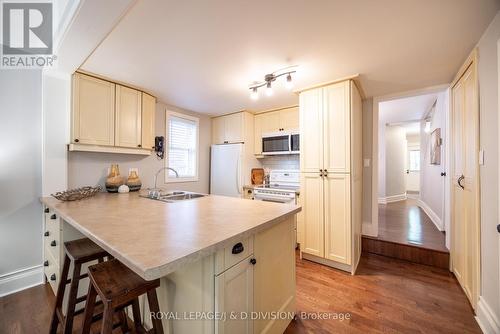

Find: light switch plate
<box><xmin>364</xmin><ymin>159</ymin><xmax>370</xmax><ymax>167</ymax></box>
<box><xmin>479</xmin><ymin>150</ymin><xmax>484</xmax><ymax>165</ymax></box>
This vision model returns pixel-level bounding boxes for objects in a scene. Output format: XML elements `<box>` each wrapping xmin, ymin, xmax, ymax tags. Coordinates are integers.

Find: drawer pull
<box><xmin>50</xmin><ymin>214</ymin><xmax>56</xmax><ymax>220</ymax></box>
<box><xmin>50</xmin><ymin>274</ymin><xmax>56</xmax><ymax>281</ymax></box>
<box><xmin>44</xmin><ymin>231</ymin><xmax>49</xmax><ymax>237</ymax></box>
<box><xmin>50</xmin><ymin>240</ymin><xmax>56</xmax><ymax>247</ymax></box>
<box><xmin>232</xmin><ymin>242</ymin><xmax>244</xmax><ymax>255</ymax></box>
<box><xmin>44</xmin><ymin>260</ymin><xmax>49</xmax><ymax>267</ymax></box>
<box><xmin>44</xmin><ymin>208</ymin><xmax>49</xmax><ymax>213</ymax></box>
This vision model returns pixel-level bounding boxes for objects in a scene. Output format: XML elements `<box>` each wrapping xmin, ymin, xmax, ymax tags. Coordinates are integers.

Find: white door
<box><xmin>406</xmin><ymin>147</ymin><xmax>420</xmax><ymax>193</ymax></box>
<box><xmin>215</xmin><ymin>257</ymin><xmax>254</xmax><ymax>334</ymax></box>
<box><xmin>210</xmin><ymin>144</ymin><xmax>242</xmax><ymax>197</ymax></box>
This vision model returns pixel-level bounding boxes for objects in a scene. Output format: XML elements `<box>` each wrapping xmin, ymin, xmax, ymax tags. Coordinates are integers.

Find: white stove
<box><xmin>254</xmin><ymin>170</ymin><xmax>300</xmax><ymax>203</ymax></box>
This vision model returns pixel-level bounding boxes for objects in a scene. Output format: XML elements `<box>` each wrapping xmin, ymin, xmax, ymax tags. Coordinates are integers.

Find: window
<box><xmin>166</xmin><ymin>111</ymin><xmax>199</xmax><ymax>182</ymax></box>
<box><xmin>409</xmin><ymin>150</ymin><xmax>420</xmax><ymax>171</ymax></box>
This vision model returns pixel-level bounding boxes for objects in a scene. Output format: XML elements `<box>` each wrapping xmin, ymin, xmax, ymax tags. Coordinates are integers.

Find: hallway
<box><xmin>377</xmin><ymin>199</ymin><xmax>447</xmax><ymax>252</ymax></box>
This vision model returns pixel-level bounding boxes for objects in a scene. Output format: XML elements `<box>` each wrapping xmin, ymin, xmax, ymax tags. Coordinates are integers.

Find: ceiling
<box><xmin>81</xmin><ymin>0</ymin><xmax>499</xmax><ymax>115</ymax></box>
<box><xmin>379</xmin><ymin>92</ymin><xmax>439</xmax><ymax>125</ymax></box>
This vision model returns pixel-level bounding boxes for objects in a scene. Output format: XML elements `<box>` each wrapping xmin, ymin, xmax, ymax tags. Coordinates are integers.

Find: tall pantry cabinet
<box><xmin>298</xmin><ymin>80</ymin><xmax>362</xmax><ymax>274</ymax></box>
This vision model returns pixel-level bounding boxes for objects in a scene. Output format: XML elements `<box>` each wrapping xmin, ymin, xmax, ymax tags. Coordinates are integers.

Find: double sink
<box><xmin>140</xmin><ymin>189</ymin><xmax>207</xmax><ymax>203</ymax></box>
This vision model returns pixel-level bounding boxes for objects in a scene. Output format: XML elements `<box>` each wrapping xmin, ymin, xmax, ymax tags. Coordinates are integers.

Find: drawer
<box><xmin>44</xmin><ymin>247</ymin><xmax>60</xmax><ymax>294</ymax></box>
<box><xmin>216</xmin><ymin>236</ymin><xmax>254</xmax><ymax>274</ymax></box>
<box><xmin>45</xmin><ymin>232</ymin><xmax>61</xmax><ymax>263</ymax></box>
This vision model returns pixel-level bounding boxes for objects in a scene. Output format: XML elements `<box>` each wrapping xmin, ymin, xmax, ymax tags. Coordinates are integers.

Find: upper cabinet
<box><xmin>253</xmin><ymin>107</ymin><xmax>299</xmax><ymax>155</ymax></box>
<box><xmin>72</xmin><ymin>73</ymin><xmax>116</xmax><ymax>146</ymax></box>
<box><xmin>211</xmin><ymin>111</ymin><xmax>253</xmax><ymax>145</ymax></box>
<box><xmin>141</xmin><ymin>93</ymin><xmax>156</xmax><ymax>150</ymax></box>
<box><xmin>115</xmin><ymin>85</ymin><xmax>142</xmax><ymax>148</ymax></box>
<box><xmin>70</xmin><ymin>72</ymin><xmax>156</xmax><ymax>155</ymax></box>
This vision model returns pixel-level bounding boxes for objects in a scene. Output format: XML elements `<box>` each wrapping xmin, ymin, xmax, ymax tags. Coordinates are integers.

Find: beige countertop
<box><xmin>40</xmin><ymin>193</ymin><xmax>300</xmax><ymax>280</ymax></box>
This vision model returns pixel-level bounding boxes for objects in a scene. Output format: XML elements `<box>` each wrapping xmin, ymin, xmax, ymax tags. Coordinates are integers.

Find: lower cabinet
<box><xmin>215</xmin><ymin>256</ymin><xmax>254</xmax><ymax>334</ymax></box>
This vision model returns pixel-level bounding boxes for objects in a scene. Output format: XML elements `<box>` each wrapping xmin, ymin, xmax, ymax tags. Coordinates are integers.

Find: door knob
<box><xmin>457</xmin><ymin>175</ymin><xmax>465</xmax><ymax>190</ymax></box>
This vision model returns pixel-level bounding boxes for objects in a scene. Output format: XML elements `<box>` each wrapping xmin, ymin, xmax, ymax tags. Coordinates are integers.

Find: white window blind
<box><xmin>409</xmin><ymin>150</ymin><xmax>420</xmax><ymax>171</ymax></box>
<box><xmin>167</xmin><ymin>112</ymin><xmax>199</xmax><ymax>181</ymax></box>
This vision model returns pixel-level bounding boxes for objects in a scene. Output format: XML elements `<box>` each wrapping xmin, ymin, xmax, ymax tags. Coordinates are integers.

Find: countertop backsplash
<box><xmin>259</xmin><ymin>155</ymin><xmax>300</xmax><ymax>171</ymax></box>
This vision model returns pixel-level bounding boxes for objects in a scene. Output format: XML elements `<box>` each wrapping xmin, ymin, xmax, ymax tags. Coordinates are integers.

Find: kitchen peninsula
<box><xmin>40</xmin><ymin>192</ymin><xmax>300</xmax><ymax>334</ymax></box>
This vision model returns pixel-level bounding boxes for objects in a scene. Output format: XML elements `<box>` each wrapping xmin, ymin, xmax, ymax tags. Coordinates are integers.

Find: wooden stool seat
<box><xmin>82</xmin><ymin>259</ymin><xmax>164</xmax><ymax>334</ymax></box>
<box><xmin>64</xmin><ymin>237</ymin><xmax>109</xmax><ymax>262</ymax></box>
<box><xmin>50</xmin><ymin>238</ymin><xmax>111</xmax><ymax>334</ymax></box>
<box><xmin>88</xmin><ymin>259</ymin><xmax>159</xmax><ymax>306</ymax></box>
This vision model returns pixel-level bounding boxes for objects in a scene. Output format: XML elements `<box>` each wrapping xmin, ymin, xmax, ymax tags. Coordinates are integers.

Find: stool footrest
<box><xmin>65</xmin><ymin>272</ymin><xmax>89</xmax><ymax>284</ymax></box>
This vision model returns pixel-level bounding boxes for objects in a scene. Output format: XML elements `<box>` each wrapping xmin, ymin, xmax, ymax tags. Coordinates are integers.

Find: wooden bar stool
<box><xmin>82</xmin><ymin>259</ymin><xmax>164</xmax><ymax>334</ymax></box>
<box><xmin>49</xmin><ymin>238</ymin><xmax>111</xmax><ymax>334</ymax></box>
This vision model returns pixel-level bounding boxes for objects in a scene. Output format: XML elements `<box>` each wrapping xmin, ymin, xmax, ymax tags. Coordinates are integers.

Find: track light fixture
<box><xmin>249</xmin><ymin>66</ymin><xmax>297</xmax><ymax>99</ymax></box>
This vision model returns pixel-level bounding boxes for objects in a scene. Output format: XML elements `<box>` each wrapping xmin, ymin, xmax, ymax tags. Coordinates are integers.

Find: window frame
<box><xmin>165</xmin><ymin>110</ymin><xmax>200</xmax><ymax>183</ymax></box>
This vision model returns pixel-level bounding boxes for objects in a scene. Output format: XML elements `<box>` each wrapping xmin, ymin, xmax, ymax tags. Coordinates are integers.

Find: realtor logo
<box><xmin>1</xmin><ymin>1</ymin><xmax>55</xmax><ymax>68</ymax></box>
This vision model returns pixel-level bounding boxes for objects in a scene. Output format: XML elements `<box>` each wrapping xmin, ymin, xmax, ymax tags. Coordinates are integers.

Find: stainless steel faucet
<box><xmin>154</xmin><ymin>167</ymin><xmax>179</xmax><ymax>189</ymax></box>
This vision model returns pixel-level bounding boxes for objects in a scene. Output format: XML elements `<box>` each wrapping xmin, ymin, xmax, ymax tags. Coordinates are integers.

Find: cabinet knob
<box><xmin>44</xmin><ymin>208</ymin><xmax>49</xmax><ymax>213</ymax></box>
<box><xmin>497</xmin><ymin>224</ymin><xmax>500</xmax><ymax>234</ymax></box>
<box><xmin>250</xmin><ymin>258</ymin><xmax>257</xmax><ymax>265</ymax></box>
<box><xmin>224</xmin><ymin>141</ymin><xmax>229</xmax><ymax>144</ymax></box>
<box><xmin>50</xmin><ymin>240</ymin><xmax>56</xmax><ymax>247</ymax></box>
<box><xmin>44</xmin><ymin>231</ymin><xmax>49</xmax><ymax>237</ymax></box>
<box><xmin>74</xmin><ymin>139</ymin><xmax>79</xmax><ymax>143</ymax></box>
<box><xmin>137</xmin><ymin>144</ymin><xmax>142</xmax><ymax>148</ymax></box>
<box><xmin>50</xmin><ymin>274</ymin><xmax>56</xmax><ymax>281</ymax></box>
<box><xmin>441</xmin><ymin>172</ymin><xmax>446</xmax><ymax>176</ymax></box>
<box><xmin>50</xmin><ymin>214</ymin><xmax>56</xmax><ymax>220</ymax></box>
<box><xmin>44</xmin><ymin>260</ymin><xmax>49</xmax><ymax>267</ymax></box>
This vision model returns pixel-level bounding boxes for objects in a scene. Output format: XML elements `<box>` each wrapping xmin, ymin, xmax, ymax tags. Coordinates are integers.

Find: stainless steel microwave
<box><xmin>262</xmin><ymin>131</ymin><xmax>299</xmax><ymax>155</ymax></box>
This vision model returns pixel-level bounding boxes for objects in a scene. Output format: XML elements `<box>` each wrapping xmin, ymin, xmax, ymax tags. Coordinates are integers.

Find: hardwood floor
<box><xmin>0</xmin><ymin>253</ymin><xmax>479</xmax><ymax>334</ymax></box>
<box><xmin>285</xmin><ymin>253</ymin><xmax>480</xmax><ymax>334</ymax></box>
<box><xmin>377</xmin><ymin>199</ymin><xmax>447</xmax><ymax>252</ymax></box>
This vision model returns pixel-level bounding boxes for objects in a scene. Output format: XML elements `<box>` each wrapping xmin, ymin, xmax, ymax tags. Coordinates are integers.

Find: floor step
<box><xmin>362</xmin><ymin>236</ymin><xmax>450</xmax><ymax>269</ymax></box>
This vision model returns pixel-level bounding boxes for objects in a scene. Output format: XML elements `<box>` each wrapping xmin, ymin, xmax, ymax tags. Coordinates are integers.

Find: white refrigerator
<box><xmin>210</xmin><ymin>143</ymin><xmax>243</xmax><ymax>197</ymax></box>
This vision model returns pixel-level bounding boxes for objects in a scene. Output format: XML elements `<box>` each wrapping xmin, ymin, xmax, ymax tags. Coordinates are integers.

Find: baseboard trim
<box><xmin>378</xmin><ymin>193</ymin><xmax>407</xmax><ymax>204</ymax></box>
<box><xmin>416</xmin><ymin>199</ymin><xmax>444</xmax><ymax>231</ymax></box>
<box><xmin>476</xmin><ymin>297</ymin><xmax>500</xmax><ymax>334</ymax></box>
<box><xmin>0</xmin><ymin>265</ymin><xmax>44</xmax><ymax>297</ymax></box>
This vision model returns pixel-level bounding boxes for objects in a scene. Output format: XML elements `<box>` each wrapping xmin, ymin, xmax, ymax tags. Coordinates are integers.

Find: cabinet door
<box><xmin>260</xmin><ymin>111</ymin><xmax>281</xmax><ymax>134</ymax></box>
<box><xmin>254</xmin><ymin>114</ymin><xmax>263</xmax><ymax>155</ymax></box>
<box><xmin>72</xmin><ymin>73</ymin><xmax>115</xmax><ymax>146</ymax></box>
<box><xmin>300</xmin><ymin>172</ymin><xmax>324</xmax><ymax>257</ymax></box>
<box><xmin>141</xmin><ymin>92</ymin><xmax>156</xmax><ymax>150</ymax></box>
<box><xmin>225</xmin><ymin>113</ymin><xmax>244</xmax><ymax>143</ymax></box>
<box><xmin>323</xmin><ymin>81</ymin><xmax>351</xmax><ymax>173</ymax></box>
<box><xmin>279</xmin><ymin>107</ymin><xmax>299</xmax><ymax>131</ymax></box>
<box><xmin>115</xmin><ymin>85</ymin><xmax>142</xmax><ymax>148</ymax></box>
<box><xmin>212</xmin><ymin>117</ymin><xmax>225</xmax><ymax>144</ymax></box>
<box><xmin>324</xmin><ymin>174</ymin><xmax>351</xmax><ymax>264</ymax></box>
<box><xmin>300</xmin><ymin>89</ymin><xmax>323</xmax><ymax>173</ymax></box>
<box><xmin>215</xmin><ymin>257</ymin><xmax>254</xmax><ymax>334</ymax></box>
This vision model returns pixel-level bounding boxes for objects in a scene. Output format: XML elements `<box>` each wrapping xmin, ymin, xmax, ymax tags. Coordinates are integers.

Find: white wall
<box><xmin>0</xmin><ymin>70</ymin><xmax>44</xmax><ymax>293</ymax></box>
<box><xmin>475</xmin><ymin>10</ymin><xmax>500</xmax><ymax>332</ymax></box>
<box><xmin>68</xmin><ymin>102</ymin><xmax>211</xmax><ymax>194</ymax></box>
<box><xmin>419</xmin><ymin>91</ymin><xmax>448</xmax><ymax>231</ymax></box>
<box><xmin>384</xmin><ymin>125</ymin><xmax>407</xmax><ymax>197</ymax></box>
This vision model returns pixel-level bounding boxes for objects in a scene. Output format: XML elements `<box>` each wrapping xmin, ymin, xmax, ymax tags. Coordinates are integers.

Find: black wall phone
<box><xmin>155</xmin><ymin>136</ymin><xmax>164</xmax><ymax>159</ymax></box>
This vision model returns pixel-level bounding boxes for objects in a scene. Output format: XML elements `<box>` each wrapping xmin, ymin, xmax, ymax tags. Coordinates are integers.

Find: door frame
<box><xmin>449</xmin><ymin>48</ymin><xmax>481</xmax><ymax>309</ymax></box>
<box><xmin>366</xmin><ymin>84</ymin><xmax>450</xmax><ymax>237</ymax></box>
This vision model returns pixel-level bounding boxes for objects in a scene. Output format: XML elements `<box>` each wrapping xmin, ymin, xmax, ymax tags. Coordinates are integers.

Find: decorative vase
<box><xmin>126</xmin><ymin>169</ymin><xmax>142</xmax><ymax>192</ymax></box>
<box><xmin>105</xmin><ymin>164</ymin><xmax>123</xmax><ymax>193</ymax></box>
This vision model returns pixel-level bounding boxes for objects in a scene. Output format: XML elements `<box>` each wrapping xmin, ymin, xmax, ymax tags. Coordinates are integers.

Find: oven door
<box><xmin>262</xmin><ymin>133</ymin><xmax>291</xmax><ymax>155</ymax></box>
